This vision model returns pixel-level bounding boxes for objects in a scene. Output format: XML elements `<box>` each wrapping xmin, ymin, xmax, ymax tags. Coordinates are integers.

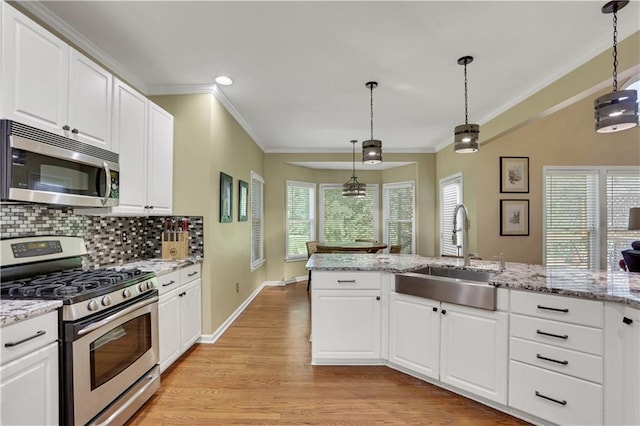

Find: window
<box><xmin>250</xmin><ymin>171</ymin><xmax>265</xmax><ymax>270</ymax></box>
<box><xmin>383</xmin><ymin>181</ymin><xmax>415</xmax><ymax>253</ymax></box>
<box><xmin>319</xmin><ymin>184</ymin><xmax>379</xmax><ymax>242</ymax></box>
<box><xmin>286</xmin><ymin>181</ymin><xmax>316</xmax><ymax>261</ymax></box>
<box><xmin>439</xmin><ymin>173</ymin><xmax>463</xmax><ymax>256</ymax></box>
<box><xmin>543</xmin><ymin>167</ymin><xmax>640</xmax><ymax>270</ymax></box>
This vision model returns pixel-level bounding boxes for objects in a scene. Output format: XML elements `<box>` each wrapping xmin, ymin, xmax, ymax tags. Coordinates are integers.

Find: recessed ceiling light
<box><xmin>215</xmin><ymin>76</ymin><xmax>234</xmax><ymax>86</ymax></box>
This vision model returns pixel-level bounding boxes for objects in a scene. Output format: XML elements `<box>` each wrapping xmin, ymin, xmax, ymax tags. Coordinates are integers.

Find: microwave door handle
<box><xmin>77</xmin><ymin>296</ymin><xmax>158</xmax><ymax>337</ymax></box>
<box><xmin>101</xmin><ymin>161</ymin><xmax>111</xmax><ymax>205</ymax></box>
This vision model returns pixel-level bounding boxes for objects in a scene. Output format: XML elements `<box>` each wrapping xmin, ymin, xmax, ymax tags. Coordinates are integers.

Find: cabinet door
<box><xmin>312</xmin><ymin>290</ymin><xmax>381</xmax><ymax>363</ymax></box>
<box><xmin>68</xmin><ymin>49</ymin><xmax>112</xmax><ymax>149</ymax></box>
<box><xmin>0</xmin><ymin>341</ymin><xmax>58</xmax><ymax>426</ymax></box>
<box><xmin>110</xmin><ymin>78</ymin><xmax>148</xmax><ymax>215</ymax></box>
<box><xmin>604</xmin><ymin>304</ymin><xmax>640</xmax><ymax>425</ymax></box>
<box><xmin>158</xmin><ymin>289</ymin><xmax>181</xmax><ymax>373</ymax></box>
<box><xmin>146</xmin><ymin>103</ymin><xmax>173</xmax><ymax>215</ymax></box>
<box><xmin>180</xmin><ymin>278</ymin><xmax>202</xmax><ymax>352</ymax></box>
<box><xmin>440</xmin><ymin>303</ymin><xmax>508</xmax><ymax>404</ymax></box>
<box><xmin>389</xmin><ymin>292</ymin><xmax>440</xmax><ymax>379</ymax></box>
<box><xmin>1</xmin><ymin>3</ymin><xmax>68</xmax><ymax>134</ymax></box>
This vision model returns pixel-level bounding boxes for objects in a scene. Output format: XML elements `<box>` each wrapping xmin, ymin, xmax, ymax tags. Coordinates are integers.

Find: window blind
<box><xmin>440</xmin><ymin>174</ymin><xmax>462</xmax><ymax>256</ymax></box>
<box><xmin>286</xmin><ymin>181</ymin><xmax>316</xmax><ymax>260</ymax></box>
<box><xmin>251</xmin><ymin>171</ymin><xmax>264</xmax><ymax>269</ymax></box>
<box><xmin>606</xmin><ymin>170</ymin><xmax>640</xmax><ymax>269</ymax></box>
<box><xmin>383</xmin><ymin>181</ymin><xmax>415</xmax><ymax>253</ymax></box>
<box><xmin>544</xmin><ymin>170</ymin><xmax>599</xmax><ymax>269</ymax></box>
<box><xmin>319</xmin><ymin>184</ymin><xmax>379</xmax><ymax>243</ymax></box>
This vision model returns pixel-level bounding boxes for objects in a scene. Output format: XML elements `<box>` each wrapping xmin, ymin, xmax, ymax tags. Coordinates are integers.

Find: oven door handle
<box><xmin>77</xmin><ymin>296</ymin><xmax>158</xmax><ymax>336</ymax></box>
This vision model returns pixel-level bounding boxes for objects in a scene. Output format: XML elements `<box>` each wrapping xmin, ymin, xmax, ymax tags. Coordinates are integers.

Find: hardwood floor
<box><xmin>128</xmin><ymin>282</ymin><xmax>529</xmax><ymax>425</ymax></box>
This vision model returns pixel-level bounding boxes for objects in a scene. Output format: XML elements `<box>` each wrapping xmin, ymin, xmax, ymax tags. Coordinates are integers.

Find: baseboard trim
<box><xmin>284</xmin><ymin>275</ymin><xmax>307</xmax><ymax>285</ymax></box>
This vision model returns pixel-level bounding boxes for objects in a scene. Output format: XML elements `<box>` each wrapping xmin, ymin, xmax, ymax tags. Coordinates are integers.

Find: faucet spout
<box><xmin>453</xmin><ymin>203</ymin><xmax>471</xmax><ymax>266</ymax></box>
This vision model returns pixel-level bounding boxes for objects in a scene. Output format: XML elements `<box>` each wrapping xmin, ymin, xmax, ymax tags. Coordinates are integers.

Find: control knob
<box><xmin>146</xmin><ymin>281</ymin><xmax>154</xmax><ymax>290</ymax></box>
<box><xmin>122</xmin><ymin>288</ymin><xmax>132</xmax><ymax>298</ymax></box>
<box><xmin>87</xmin><ymin>300</ymin><xmax>99</xmax><ymax>311</ymax></box>
<box><xmin>138</xmin><ymin>282</ymin><xmax>146</xmax><ymax>292</ymax></box>
<box><xmin>101</xmin><ymin>296</ymin><xmax>112</xmax><ymax>306</ymax></box>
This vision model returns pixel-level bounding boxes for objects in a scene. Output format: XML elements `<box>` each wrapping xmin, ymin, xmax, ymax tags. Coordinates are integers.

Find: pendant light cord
<box><xmin>369</xmin><ymin>85</ymin><xmax>374</xmax><ymax>140</ymax></box>
<box><xmin>351</xmin><ymin>140</ymin><xmax>356</xmax><ymax>179</ymax></box>
<box><xmin>464</xmin><ymin>62</ymin><xmax>469</xmax><ymax>124</ymax></box>
<box><xmin>612</xmin><ymin>6</ymin><xmax>619</xmax><ymax>91</ymax></box>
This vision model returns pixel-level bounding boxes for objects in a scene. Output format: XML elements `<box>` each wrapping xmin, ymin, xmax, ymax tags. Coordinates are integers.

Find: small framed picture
<box><xmin>238</xmin><ymin>180</ymin><xmax>248</xmax><ymax>222</ymax></box>
<box><xmin>220</xmin><ymin>172</ymin><xmax>233</xmax><ymax>223</ymax></box>
<box><xmin>500</xmin><ymin>157</ymin><xmax>529</xmax><ymax>193</ymax></box>
<box><xmin>500</xmin><ymin>199</ymin><xmax>529</xmax><ymax>236</ymax></box>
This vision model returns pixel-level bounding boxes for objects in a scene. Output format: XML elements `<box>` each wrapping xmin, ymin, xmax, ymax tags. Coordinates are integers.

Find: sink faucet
<box><xmin>452</xmin><ymin>203</ymin><xmax>471</xmax><ymax>266</ymax></box>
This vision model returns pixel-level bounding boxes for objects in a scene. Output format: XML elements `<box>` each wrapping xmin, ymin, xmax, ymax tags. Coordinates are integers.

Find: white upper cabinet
<box><xmin>146</xmin><ymin>102</ymin><xmax>173</xmax><ymax>215</ymax></box>
<box><xmin>2</xmin><ymin>3</ymin><xmax>112</xmax><ymax>150</ymax></box>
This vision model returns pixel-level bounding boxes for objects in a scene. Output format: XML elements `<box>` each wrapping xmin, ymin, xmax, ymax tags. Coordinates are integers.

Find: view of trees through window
<box><xmin>320</xmin><ymin>185</ymin><xmax>378</xmax><ymax>242</ymax></box>
<box><xmin>286</xmin><ymin>182</ymin><xmax>315</xmax><ymax>260</ymax></box>
<box><xmin>383</xmin><ymin>182</ymin><xmax>414</xmax><ymax>253</ymax></box>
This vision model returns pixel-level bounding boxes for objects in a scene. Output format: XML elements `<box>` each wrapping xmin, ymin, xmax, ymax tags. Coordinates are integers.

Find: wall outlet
<box><xmin>235</xmin><ymin>282</ymin><xmax>239</xmax><ymax>293</ymax></box>
<box><xmin>121</xmin><ymin>231</ymin><xmax>128</xmax><ymax>243</ymax></box>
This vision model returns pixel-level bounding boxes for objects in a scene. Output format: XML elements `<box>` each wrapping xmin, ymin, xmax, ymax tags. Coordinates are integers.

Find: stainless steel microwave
<box><xmin>1</xmin><ymin>120</ymin><xmax>119</xmax><ymax>207</ymax></box>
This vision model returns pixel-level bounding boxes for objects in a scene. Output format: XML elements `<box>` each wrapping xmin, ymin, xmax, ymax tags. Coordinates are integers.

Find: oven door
<box><xmin>65</xmin><ymin>293</ymin><xmax>158</xmax><ymax>426</ymax></box>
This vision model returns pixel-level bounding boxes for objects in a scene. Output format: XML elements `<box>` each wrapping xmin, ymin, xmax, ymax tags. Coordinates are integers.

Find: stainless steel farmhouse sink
<box><xmin>395</xmin><ymin>266</ymin><xmax>498</xmax><ymax>310</ymax></box>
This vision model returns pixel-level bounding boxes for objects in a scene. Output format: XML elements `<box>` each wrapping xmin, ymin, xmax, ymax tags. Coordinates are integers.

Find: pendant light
<box><xmin>362</xmin><ymin>81</ymin><xmax>382</xmax><ymax>164</ymax></box>
<box><xmin>594</xmin><ymin>0</ymin><xmax>638</xmax><ymax>133</ymax></box>
<box><xmin>454</xmin><ymin>56</ymin><xmax>480</xmax><ymax>153</ymax></box>
<box><xmin>343</xmin><ymin>140</ymin><xmax>366</xmax><ymax>197</ymax></box>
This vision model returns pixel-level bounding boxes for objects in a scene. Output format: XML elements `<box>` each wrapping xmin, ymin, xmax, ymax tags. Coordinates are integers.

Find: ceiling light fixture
<box><xmin>215</xmin><ymin>76</ymin><xmax>234</xmax><ymax>86</ymax></box>
<box><xmin>454</xmin><ymin>56</ymin><xmax>480</xmax><ymax>153</ymax></box>
<box><xmin>343</xmin><ymin>140</ymin><xmax>366</xmax><ymax>197</ymax></box>
<box><xmin>362</xmin><ymin>81</ymin><xmax>382</xmax><ymax>164</ymax></box>
<box><xmin>594</xmin><ymin>0</ymin><xmax>638</xmax><ymax>133</ymax></box>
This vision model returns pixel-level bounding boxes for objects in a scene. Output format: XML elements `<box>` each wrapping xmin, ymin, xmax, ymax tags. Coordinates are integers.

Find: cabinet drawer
<box><xmin>180</xmin><ymin>264</ymin><xmax>201</xmax><ymax>284</ymax></box>
<box><xmin>157</xmin><ymin>270</ymin><xmax>180</xmax><ymax>296</ymax></box>
<box><xmin>510</xmin><ymin>291</ymin><xmax>603</xmax><ymax>328</ymax></box>
<box><xmin>510</xmin><ymin>314</ymin><xmax>603</xmax><ymax>356</ymax></box>
<box><xmin>509</xmin><ymin>360</ymin><xmax>602</xmax><ymax>425</ymax></box>
<box><xmin>312</xmin><ymin>271</ymin><xmax>381</xmax><ymax>290</ymax></box>
<box><xmin>510</xmin><ymin>337</ymin><xmax>602</xmax><ymax>383</ymax></box>
<box><xmin>1</xmin><ymin>311</ymin><xmax>58</xmax><ymax>365</ymax></box>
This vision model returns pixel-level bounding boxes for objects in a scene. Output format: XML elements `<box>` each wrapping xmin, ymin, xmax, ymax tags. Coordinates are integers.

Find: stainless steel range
<box><xmin>0</xmin><ymin>236</ymin><xmax>160</xmax><ymax>426</ymax></box>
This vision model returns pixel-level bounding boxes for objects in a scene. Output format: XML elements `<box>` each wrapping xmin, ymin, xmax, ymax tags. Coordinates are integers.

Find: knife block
<box><xmin>161</xmin><ymin>232</ymin><xmax>189</xmax><ymax>260</ymax></box>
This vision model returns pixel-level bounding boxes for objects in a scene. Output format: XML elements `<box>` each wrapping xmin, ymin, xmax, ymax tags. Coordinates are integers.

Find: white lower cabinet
<box><xmin>388</xmin><ymin>292</ymin><xmax>508</xmax><ymax>405</ymax></box>
<box><xmin>311</xmin><ymin>271</ymin><xmax>382</xmax><ymax>364</ymax></box>
<box><xmin>0</xmin><ymin>311</ymin><xmax>59</xmax><ymax>426</ymax></box>
<box><xmin>604</xmin><ymin>303</ymin><xmax>640</xmax><ymax>425</ymax></box>
<box><xmin>158</xmin><ymin>264</ymin><xmax>202</xmax><ymax>372</ymax></box>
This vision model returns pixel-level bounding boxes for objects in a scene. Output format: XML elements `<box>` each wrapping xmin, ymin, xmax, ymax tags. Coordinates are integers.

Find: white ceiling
<box><xmin>22</xmin><ymin>1</ymin><xmax>640</xmax><ymax>155</ymax></box>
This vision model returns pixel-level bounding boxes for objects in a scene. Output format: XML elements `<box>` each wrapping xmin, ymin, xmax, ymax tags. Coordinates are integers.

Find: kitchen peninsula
<box><xmin>307</xmin><ymin>253</ymin><xmax>640</xmax><ymax>426</ymax></box>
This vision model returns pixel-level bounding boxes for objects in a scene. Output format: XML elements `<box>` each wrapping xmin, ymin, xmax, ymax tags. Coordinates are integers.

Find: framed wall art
<box><xmin>500</xmin><ymin>199</ymin><xmax>529</xmax><ymax>236</ymax></box>
<box><xmin>238</xmin><ymin>180</ymin><xmax>248</xmax><ymax>222</ymax></box>
<box><xmin>220</xmin><ymin>172</ymin><xmax>233</xmax><ymax>223</ymax></box>
<box><xmin>500</xmin><ymin>156</ymin><xmax>529</xmax><ymax>193</ymax></box>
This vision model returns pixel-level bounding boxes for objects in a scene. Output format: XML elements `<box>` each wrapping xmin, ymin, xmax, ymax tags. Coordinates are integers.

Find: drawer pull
<box><xmin>4</xmin><ymin>330</ymin><xmax>46</xmax><ymax>347</ymax></box>
<box><xmin>537</xmin><ymin>305</ymin><xmax>569</xmax><ymax>313</ymax></box>
<box><xmin>337</xmin><ymin>280</ymin><xmax>356</xmax><ymax>283</ymax></box>
<box><xmin>162</xmin><ymin>280</ymin><xmax>176</xmax><ymax>287</ymax></box>
<box><xmin>536</xmin><ymin>353</ymin><xmax>569</xmax><ymax>365</ymax></box>
<box><xmin>535</xmin><ymin>391</ymin><xmax>567</xmax><ymax>406</ymax></box>
<box><xmin>188</xmin><ymin>271</ymin><xmax>198</xmax><ymax>277</ymax></box>
<box><xmin>536</xmin><ymin>329</ymin><xmax>568</xmax><ymax>340</ymax></box>
<box><xmin>623</xmin><ymin>316</ymin><xmax>634</xmax><ymax>325</ymax></box>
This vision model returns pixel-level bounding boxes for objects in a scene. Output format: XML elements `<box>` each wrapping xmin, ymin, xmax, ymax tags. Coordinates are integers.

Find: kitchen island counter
<box><xmin>0</xmin><ymin>300</ymin><xmax>62</xmax><ymax>327</ymax></box>
<box><xmin>306</xmin><ymin>253</ymin><xmax>640</xmax><ymax>308</ymax></box>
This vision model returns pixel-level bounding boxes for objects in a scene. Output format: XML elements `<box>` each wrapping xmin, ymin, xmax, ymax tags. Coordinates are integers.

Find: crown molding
<box><xmin>16</xmin><ymin>1</ymin><xmax>148</xmax><ymax>93</ymax></box>
<box><xmin>211</xmin><ymin>86</ymin><xmax>265</xmax><ymax>152</ymax></box>
<box><xmin>146</xmin><ymin>84</ymin><xmax>216</xmax><ymax>96</ymax></box>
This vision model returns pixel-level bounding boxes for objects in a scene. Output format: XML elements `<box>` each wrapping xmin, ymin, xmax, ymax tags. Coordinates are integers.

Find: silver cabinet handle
<box><xmin>78</xmin><ymin>296</ymin><xmax>158</xmax><ymax>336</ymax></box>
<box><xmin>101</xmin><ymin>161</ymin><xmax>111</xmax><ymax>206</ymax></box>
<box><xmin>162</xmin><ymin>280</ymin><xmax>176</xmax><ymax>287</ymax></box>
<box><xmin>4</xmin><ymin>330</ymin><xmax>46</xmax><ymax>347</ymax></box>
<box><xmin>337</xmin><ymin>280</ymin><xmax>356</xmax><ymax>283</ymax></box>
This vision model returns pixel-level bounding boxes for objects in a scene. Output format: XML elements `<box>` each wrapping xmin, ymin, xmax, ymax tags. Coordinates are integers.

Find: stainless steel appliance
<box><xmin>1</xmin><ymin>120</ymin><xmax>120</xmax><ymax>207</ymax></box>
<box><xmin>0</xmin><ymin>236</ymin><xmax>159</xmax><ymax>425</ymax></box>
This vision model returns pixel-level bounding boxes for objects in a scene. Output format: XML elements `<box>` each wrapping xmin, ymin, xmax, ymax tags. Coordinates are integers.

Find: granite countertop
<box><xmin>111</xmin><ymin>257</ymin><xmax>201</xmax><ymax>276</ymax></box>
<box><xmin>306</xmin><ymin>253</ymin><xmax>640</xmax><ymax>309</ymax></box>
<box><xmin>0</xmin><ymin>300</ymin><xmax>62</xmax><ymax>327</ymax></box>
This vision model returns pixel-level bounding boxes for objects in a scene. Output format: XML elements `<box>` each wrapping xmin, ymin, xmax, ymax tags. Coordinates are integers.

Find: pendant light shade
<box><xmin>343</xmin><ymin>140</ymin><xmax>366</xmax><ymax>197</ymax></box>
<box><xmin>362</xmin><ymin>81</ymin><xmax>382</xmax><ymax>164</ymax></box>
<box><xmin>594</xmin><ymin>1</ymin><xmax>639</xmax><ymax>133</ymax></box>
<box><xmin>454</xmin><ymin>56</ymin><xmax>480</xmax><ymax>153</ymax></box>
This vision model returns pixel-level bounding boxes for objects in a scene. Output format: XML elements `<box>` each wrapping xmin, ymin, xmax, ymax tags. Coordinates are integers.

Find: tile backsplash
<box><xmin>1</xmin><ymin>203</ymin><xmax>204</xmax><ymax>269</ymax></box>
